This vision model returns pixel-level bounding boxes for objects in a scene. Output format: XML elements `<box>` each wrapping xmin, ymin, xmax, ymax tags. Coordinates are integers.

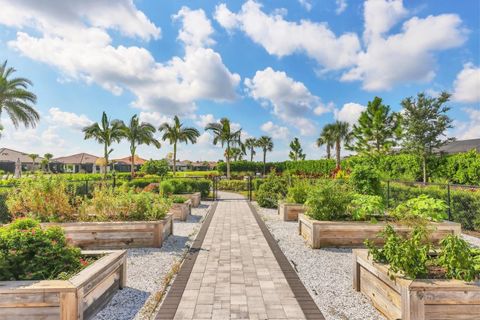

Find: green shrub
<box><xmin>252</xmin><ymin>178</ymin><xmax>265</xmax><ymax>191</ymax></box>
<box><xmin>160</xmin><ymin>179</ymin><xmax>211</xmax><ymax>198</ymax></box>
<box><xmin>350</xmin><ymin>164</ymin><xmax>382</xmax><ymax>195</ymax></box>
<box><xmin>304</xmin><ymin>180</ymin><xmax>353</xmax><ymax>221</ymax></box>
<box><xmin>285</xmin><ymin>181</ymin><xmax>311</xmax><ymax>204</ymax></box>
<box><xmin>0</xmin><ymin>218</ymin><xmax>83</xmax><ymax>281</ymax></box>
<box><xmin>391</xmin><ymin>195</ymin><xmax>448</xmax><ymax>223</ymax></box>
<box><xmin>348</xmin><ymin>194</ymin><xmax>384</xmax><ymax>221</ymax></box>
<box><xmin>0</xmin><ymin>189</ymin><xmax>10</xmax><ymax>223</ymax></box>
<box><xmin>172</xmin><ymin>195</ymin><xmax>187</xmax><ymax>204</ymax></box>
<box><xmin>159</xmin><ymin>180</ymin><xmax>174</xmax><ymax>196</ymax></box>
<box><xmin>140</xmin><ymin>159</ymin><xmax>169</xmax><ymax>177</ymax></box>
<box><xmin>217</xmin><ymin>179</ymin><xmax>248</xmax><ymax>191</ymax></box>
<box><xmin>438</xmin><ymin>235</ymin><xmax>478</xmax><ymax>281</ymax></box>
<box><xmin>127</xmin><ymin>177</ymin><xmax>160</xmax><ymax>189</ymax></box>
<box><xmin>256</xmin><ymin>175</ymin><xmax>288</xmax><ymax>208</ymax></box>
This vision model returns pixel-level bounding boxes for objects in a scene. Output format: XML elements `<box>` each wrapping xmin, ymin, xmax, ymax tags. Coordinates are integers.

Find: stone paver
<box><xmin>172</xmin><ymin>192</ymin><xmax>306</xmax><ymax>320</ymax></box>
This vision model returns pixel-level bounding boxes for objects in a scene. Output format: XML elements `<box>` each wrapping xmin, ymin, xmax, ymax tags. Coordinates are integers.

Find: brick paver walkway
<box><xmin>172</xmin><ymin>192</ymin><xmax>306</xmax><ymax>320</ymax></box>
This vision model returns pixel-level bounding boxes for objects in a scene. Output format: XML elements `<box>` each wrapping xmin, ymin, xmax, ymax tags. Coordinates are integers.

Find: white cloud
<box><xmin>245</xmin><ymin>67</ymin><xmax>323</xmax><ymax>135</ymax></box>
<box><xmin>455</xmin><ymin>108</ymin><xmax>480</xmax><ymax>140</ymax></box>
<box><xmin>314</xmin><ymin>102</ymin><xmax>335</xmax><ymax>116</ymax></box>
<box><xmin>342</xmin><ymin>12</ymin><xmax>468</xmax><ymax>90</ymax></box>
<box><xmin>214</xmin><ymin>0</ymin><xmax>360</xmax><ymax>70</ymax></box>
<box><xmin>195</xmin><ymin>114</ymin><xmax>218</xmax><ymax>128</ymax></box>
<box><xmin>452</xmin><ymin>63</ymin><xmax>480</xmax><ymax>103</ymax></box>
<box><xmin>197</xmin><ymin>132</ymin><xmax>213</xmax><ymax>145</ymax></box>
<box><xmin>335</xmin><ymin>0</ymin><xmax>347</xmax><ymax>15</ymax></box>
<box><xmin>363</xmin><ymin>0</ymin><xmax>407</xmax><ymax>43</ymax></box>
<box><xmin>298</xmin><ymin>0</ymin><xmax>313</xmax><ymax>11</ymax></box>
<box><xmin>334</xmin><ymin>103</ymin><xmax>366</xmax><ymax>126</ymax></box>
<box><xmin>47</xmin><ymin>107</ymin><xmax>93</xmax><ymax>130</ymax></box>
<box><xmin>173</xmin><ymin>7</ymin><xmax>215</xmax><ymax>49</ymax></box>
<box><xmin>2</xmin><ymin>3</ymin><xmax>240</xmax><ymax>117</ymax></box>
<box><xmin>261</xmin><ymin>121</ymin><xmax>290</xmax><ymax>139</ymax></box>
<box><xmin>138</xmin><ymin>112</ymin><xmax>171</xmax><ymax>126</ymax></box>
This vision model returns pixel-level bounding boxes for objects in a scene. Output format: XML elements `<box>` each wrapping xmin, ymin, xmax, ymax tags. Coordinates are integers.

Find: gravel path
<box><xmin>255</xmin><ymin>203</ymin><xmax>385</xmax><ymax>320</ymax></box>
<box><xmin>92</xmin><ymin>202</ymin><xmax>212</xmax><ymax>320</ymax></box>
<box><xmin>463</xmin><ymin>233</ymin><xmax>480</xmax><ymax>248</ymax></box>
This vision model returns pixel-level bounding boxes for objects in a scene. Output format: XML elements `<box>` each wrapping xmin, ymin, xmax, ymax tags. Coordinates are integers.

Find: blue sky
<box><xmin>0</xmin><ymin>0</ymin><xmax>479</xmax><ymax>162</ymax></box>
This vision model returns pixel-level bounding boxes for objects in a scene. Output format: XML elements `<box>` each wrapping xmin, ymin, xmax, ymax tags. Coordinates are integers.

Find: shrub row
<box><xmin>159</xmin><ymin>178</ymin><xmax>211</xmax><ymax>198</ymax></box>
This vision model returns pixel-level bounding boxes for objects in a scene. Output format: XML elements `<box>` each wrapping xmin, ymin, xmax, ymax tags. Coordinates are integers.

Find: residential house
<box><xmin>52</xmin><ymin>153</ymin><xmax>99</xmax><ymax>173</ymax></box>
<box><xmin>436</xmin><ymin>138</ymin><xmax>480</xmax><ymax>154</ymax></box>
<box><xmin>112</xmin><ymin>155</ymin><xmax>147</xmax><ymax>172</ymax></box>
<box><xmin>0</xmin><ymin>147</ymin><xmax>44</xmax><ymax>172</ymax></box>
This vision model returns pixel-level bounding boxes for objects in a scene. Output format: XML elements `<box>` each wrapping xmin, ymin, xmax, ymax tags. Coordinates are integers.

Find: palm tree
<box><xmin>43</xmin><ymin>153</ymin><xmax>53</xmax><ymax>173</ymax></box>
<box><xmin>159</xmin><ymin>116</ymin><xmax>200</xmax><ymax>174</ymax></box>
<box><xmin>120</xmin><ymin>115</ymin><xmax>161</xmax><ymax>177</ymax></box>
<box><xmin>83</xmin><ymin>112</ymin><xmax>124</xmax><ymax>178</ymax></box>
<box><xmin>257</xmin><ymin>136</ymin><xmax>273</xmax><ymax>175</ymax></box>
<box><xmin>245</xmin><ymin>138</ymin><xmax>257</xmax><ymax>161</ymax></box>
<box><xmin>0</xmin><ymin>60</ymin><xmax>40</xmax><ymax>128</ymax></box>
<box><xmin>28</xmin><ymin>153</ymin><xmax>39</xmax><ymax>171</ymax></box>
<box><xmin>316</xmin><ymin>124</ymin><xmax>335</xmax><ymax>159</ymax></box>
<box><xmin>230</xmin><ymin>147</ymin><xmax>245</xmax><ymax>161</ymax></box>
<box><xmin>330</xmin><ymin>121</ymin><xmax>351</xmax><ymax>169</ymax></box>
<box><xmin>205</xmin><ymin>118</ymin><xmax>241</xmax><ymax>179</ymax></box>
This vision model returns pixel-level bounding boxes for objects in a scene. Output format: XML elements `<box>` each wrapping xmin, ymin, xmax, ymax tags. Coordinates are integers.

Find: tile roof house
<box><xmin>0</xmin><ymin>148</ymin><xmax>44</xmax><ymax>172</ymax></box>
<box><xmin>112</xmin><ymin>155</ymin><xmax>147</xmax><ymax>172</ymax></box>
<box><xmin>436</xmin><ymin>138</ymin><xmax>480</xmax><ymax>154</ymax></box>
<box><xmin>52</xmin><ymin>153</ymin><xmax>99</xmax><ymax>173</ymax></box>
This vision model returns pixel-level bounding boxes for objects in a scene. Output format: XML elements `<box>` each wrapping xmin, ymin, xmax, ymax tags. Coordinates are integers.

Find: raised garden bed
<box><xmin>278</xmin><ymin>202</ymin><xmax>305</xmax><ymax>221</ymax></box>
<box><xmin>298</xmin><ymin>214</ymin><xmax>461</xmax><ymax>249</ymax></box>
<box><xmin>176</xmin><ymin>192</ymin><xmax>201</xmax><ymax>208</ymax></box>
<box><xmin>171</xmin><ymin>199</ymin><xmax>192</xmax><ymax>221</ymax></box>
<box><xmin>0</xmin><ymin>250</ymin><xmax>126</xmax><ymax>320</ymax></box>
<box><xmin>42</xmin><ymin>214</ymin><xmax>173</xmax><ymax>249</ymax></box>
<box><xmin>352</xmin><ymin>249</ymin><xmax>480</xmax><ymax>320</ymax></box>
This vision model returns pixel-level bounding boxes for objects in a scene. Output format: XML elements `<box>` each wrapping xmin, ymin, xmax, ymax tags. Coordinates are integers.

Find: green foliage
<box><xmin>256</xmin><ymin>174</ymin><xmax>288</xmax><ymax>208</ymax></box>
<box><xmin>0</xmin><ymin>190</ymin><xmax>10</xmax><ymax>223</ymax></box>
<box><xmin>159</xmin><ymin>180</ymin><xmax>174</xmax><ymax>196</ymax></box>
<box><xmin>171</xmin><ymin>195</ymin><xmax>187</xmax><ymax>204</ymax></box>
<box><xmin>349</xmin><ymin>164</ymin><xmax>382</xmax><ymax>195</ymax></box>
<box><xmin>140</xmin><ymin>159</ymin><xmax>169</xmax><ymax>177</ymax></box>
<box><xmin>348</xmin><ymin>194</ymin><xmax>384</xmax><ymax>221</ymax></box>
<box><xmin>217</xmin><ymin>179</ymin><xmax>248</xmax><ymax>191</ymax></box>
<box><xmin>392</xmin><ymin>195</ymin><xmax>448</xmax><ymax>223</ymax></box>
<box><xmin>0</xmin><ymin>218</ymin><xmax>83</xmax><ymax>281</ymax></box>
<box><xmin>286</xmin><ymin>181</ymin><xmax>311</xmax><ymax>204</ymax></box>
<box><xmin>438</xmin><ymin>235</ymin><xmax>478</xmax><ymax>281</ymax></box>
<box><xmin>304</xmin><ymin>180</ymin><xmax>353</xmax><ymax>221</ymax></box>
<box><xmin>6</xmin><ymin>177</ymin><xmax>76</xmax><ymax>222</ymax></box>
<box><xmin>159</xmin><ymin>179</ymin><xmax>211</xmax><ymax>198</ymax></box>
<box><xmin>288</xmin><ymin>137</ymin><xmax>306</xmax><ymax>161</ymax></box>
<box><xmin>127</xmin><ymin>177</ymin><xmax>161</xmax><ymax>189</ymax></box>
<box><xmin>437</xmin><ymin>149</ymin><xmax>480</xmax><ymax>185</ymax></box>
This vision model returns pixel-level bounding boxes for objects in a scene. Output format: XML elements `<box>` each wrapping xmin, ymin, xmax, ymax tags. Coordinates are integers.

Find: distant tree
<box><xmin>288</xmin><ymin>137</ymin><xmax>306</xmax><ymax>161</ymax></box>
<box><xmin>0</xmin><ymin>60</ymin><xmax>40</xmax><ymax>129</ymax></box>
<box><xmin>349</xmin><ymin>97</ymin><xmax>401</xmax><ymax>155</ymax></box>
<box><xmin>28</xmin><ymin>153</ymin><xmax>39</xmax><ymax>171</ymax></box>
<box><xmin>140</xmin><ymin>159</ymin><xmax>169</xmax><ymax>177</ymax></box>
<box><xmin>401</xmin><ymin>92</ymin><xmax>453</xmax><ymax>183</ymax></box>
<box><xmin>159</xmin><ymin>116</ymin><xmax>200</xmax><ymax>174</ymax></box>
<box><xmin>257</xmin><ymin>136</ymin><xmax>273</xmax><ymax>175</ymax></box>
<box><xmin>119</xmin><ymin>115</ymin><xmax>161</xmax><ymax>177</ymax></box>
<box><xmin>83</xmin><ymin>112</ymin><xmax>124</xmax><ymax>178</ymax></box>
<box><xmin>245</xmin><ymin>138</ymin><xmax>257</xmax><ymax>161</ymax></box>
<box><xmin>205</xmin><ymin>118</ymin><xmax>241</xmax><ymax>179</ymax></box>
<box><xmin>230</xmin><ymin>147</ymin><xmax>245</xmax><ymax>161</ymax></box>
<box><xmin>43</xmin><ymin>153</ymin><xmax>53</xmax><ymax>173</ymax></box>
<box><xmin>330</xmin><ymin>121</ymin><xmax>351</xmax><ymax>169</ymax></box>
<box><xmin>316</xmin><ymin>124</ymin><xmax>335</xmax><ymax>159</ymax></box>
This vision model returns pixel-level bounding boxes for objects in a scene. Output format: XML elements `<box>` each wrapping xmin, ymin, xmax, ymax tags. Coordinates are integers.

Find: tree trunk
<box><xmin>173</xmin><ymin>142</ymin><xmax>177</xmax><ymax>175</ymax></box>
<box><xmin>250</xmin><ymin>148</ymin><xmax>253</xmax><ymax>162</ymax></box>
<box><xmin>130</xmin><ymin>145</ymin><xmax>135</xmax><ymax>178</ymax></box>
<box><xmin>104</xmin><ymin>143</ymin><xmax>108</xmax><ymax>179</ymax></box>
<box><xmin>335</xmin><ymin>140</ymin><xmax>341</xmax><ymax>169</ymax></box>
<box><xmin>422</xmin><ymin>154</ymin><xmax>427</xmax><ymax>183</ymax></box>
<box><xmin>326</xmin><ymin>145</ymin><xmax>331</xmax><ymax>159</ymax></box>
<box><xmin>226</xmin><ymin>141</ymin><xmax>231</xmax><ymax>179</ymax></box>
<box><xmin>263</xmin><ymin>149</ymin><xmax>266</xmax><ymax>176</ymax></box>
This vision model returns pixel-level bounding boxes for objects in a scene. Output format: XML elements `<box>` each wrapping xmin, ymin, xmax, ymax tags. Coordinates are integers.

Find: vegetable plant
<box><xmin>348</xmin><ymin>194</ymin><xmax>384</xmax><ymax>221</ymax></box>
<box><xmin>392</xmin><ymin>195</ymin><xmax>448</xmax><ymax>223</ymax></box>
<box><xmin>304</xmin><ymin>180</ymin><xmax>353</xmax><ymax>221</ymax></box>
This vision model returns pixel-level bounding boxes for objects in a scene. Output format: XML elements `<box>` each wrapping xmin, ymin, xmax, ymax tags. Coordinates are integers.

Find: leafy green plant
<box><xmin>392</xmin><ymin>195</ymin><xmax>448</xmax><ymax>223</ymax></box>
<box><xmin>256</xmin><ymin>174</ymin><xmax>288</xmax><ymax>208</ymax></box>
<box><xmin>437</xmin><ymin>235</ymin><xmax>477</xmax><ymax>281</ymax></box>
<box><xmin>304</xmin><ymin>180</ymin><xmax>353</xmax><ymax>221</ymax></box>
<box><xmin>348</xmin><ymin>194</ymin><xmax>384</xmax><ymax>221</ymax></box>
<box><xmin>285</xmin><ymin>181</ymin><xmax>311</xmax><ymax>204</ymax></box>
<box><xmin>217</xmin><ymin>179</ymin><xmax>248</xmax><ymax>191</ymax></box>
<box><xmin>349</xmin><ymin>164</ymin><xmax>382</xmax><ymax>195</ymax></box>
<box><xmin>171</xmin><ymin>196</ymin><xmax>187</xmax><ymax>204</ymax></box>
<box><xmin>140</xmin><ymin>159</ymin><xmax>169</xmax><ymax>177</ymax></box>
<box><xmin>0</xmin><ymin>218</ymin><xmax>83</xmax><ymax>281</ymax></box>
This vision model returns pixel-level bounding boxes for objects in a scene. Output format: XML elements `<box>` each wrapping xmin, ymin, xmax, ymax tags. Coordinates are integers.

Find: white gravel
<box><xmin>463</xmin><ymin>233</ymin><xmax>480</xmax><ymax>248</ymax></box>
<box><xmin>255</xmin><ymin>203</ymin><xmax>385</xmax><ymax>320</ymax></box>
<box><xmin>92</xmin><ymin>202</ymin><xmax>212</xmax><ymax>320</ymax></box>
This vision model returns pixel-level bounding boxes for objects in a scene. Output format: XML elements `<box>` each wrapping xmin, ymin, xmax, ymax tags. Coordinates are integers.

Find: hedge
<box><xmin>217</xmin><ymin>179</ymin><xmax>248</xmax><ymax>191</ymax></box>
<box><xmin>160</xmin><ymin>179</ymin><xmax>211</xmax><ymax>198</ymax></box>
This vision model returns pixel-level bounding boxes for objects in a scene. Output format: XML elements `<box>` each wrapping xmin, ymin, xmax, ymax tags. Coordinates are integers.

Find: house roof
<box><xmin>53</xmin><ymin>153</ymin><xmax>99</xmax><ymax>164</ymax></box>
<box><xmin>0</xmin><ymin>148</ymin><xmax>44</xmax><ymax>163</ymax></box>
<box><xmin>436</xmin><ymin>139</ymin><xmax>480</xmax><ymax>154</ymax></box>
<box><xmin>113</xmin><ymin>155</ymin><xmax>147</xmax><ymax>165</ymax></box>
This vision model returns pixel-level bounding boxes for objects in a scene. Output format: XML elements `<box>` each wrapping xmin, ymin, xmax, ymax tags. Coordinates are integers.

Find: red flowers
<box><xmin>79</xmin><ymin>258</ymin><xmax>89</xmax><ymax>267</ymax></box>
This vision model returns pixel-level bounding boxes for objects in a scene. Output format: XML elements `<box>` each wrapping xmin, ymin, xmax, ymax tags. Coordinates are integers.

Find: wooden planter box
<box><xmin>176</xmin><ymin>192</ymin><xmax>201</xmax><ymax>208</ymax></box>
<box><xmin>171</xmin><ymin>199</ymin><xmax>192</xmax><ymax>221</ymax></box>
<box><xmin>353</xmin><ymin>249</ymin><xmax>480</xmax><ymax>320</ymax></box>
<box><xmin>42</xmin><ymin>214</ymin><xmax>173</xmax><ymax>249</ymax></box>
<box><xmin>298</xmin><ymin>214</ymin><xmax>461</xmax><ymax>249</ymax></box>
<box><xmin>0</xmin><ymin>250</ymin><xmax>126</xmax><ymax>320</ymax></box>
<box><xmin>278</xmin><ymin>202</ymin><xmax>305</xmax><ymax>221</ymax></box>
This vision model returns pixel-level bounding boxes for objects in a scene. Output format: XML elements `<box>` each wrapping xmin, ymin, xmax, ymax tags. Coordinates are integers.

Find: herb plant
<box><xmin>348</xmin><ymin>194</ymin><xmax>384</xmax><ymax>221</ymax></box>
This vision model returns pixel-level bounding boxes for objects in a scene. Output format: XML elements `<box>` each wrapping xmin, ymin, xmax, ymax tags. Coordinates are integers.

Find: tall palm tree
<box><xmin>330</xmin><ymin>121</ymin><xmax>351</xmax><ymax>169</ymax></box>
<box><xmin>0</xmin><ymin>60</ymin><xmax>40</xmax><ymax>128</ymax></box>
<box><xmin>120</xmin><ymin>115</ymin><xmax>161</xmax><ymax>177</ymax></box>
<box><xmin>316</xmin><ymin>124</ymin><xmax>335</xmax><ymax>159</ymax></box>
<box><xmin>205</xmin><ymin>118</ymin><xmax>241</xmax><ymax>179</ymax></box>
<box><xmin>28</xmin><ymin>153</ymin><xmax>39</xmax><ymax>171</ymax></box>
<box><xmin>83</xmin><ymin>112</ymin><xmax>124</xmax><ymax>178</ymax></box>
<box><xmin>43</xmin><ymin>153</ymin><xmax>53</xmax><ymax>173</ymax></box>
<box><xmin>230</xmin><ymin>147</ymin><xmax>246</xmax><ymax>161</ymax></box>
<box><xmin>245</xmin><ymin>138</ymin><xmax>257</xmax><ymax>162</ymax></box>
<box><xmin>159</xmin><ymin>116</ymin><xmax>200</xmax><ymax>174</ymax></box>
<box><xmin>257</xmin><ymin>136</ymin><xmax>273</xmax><ymax>175</ymax></box>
